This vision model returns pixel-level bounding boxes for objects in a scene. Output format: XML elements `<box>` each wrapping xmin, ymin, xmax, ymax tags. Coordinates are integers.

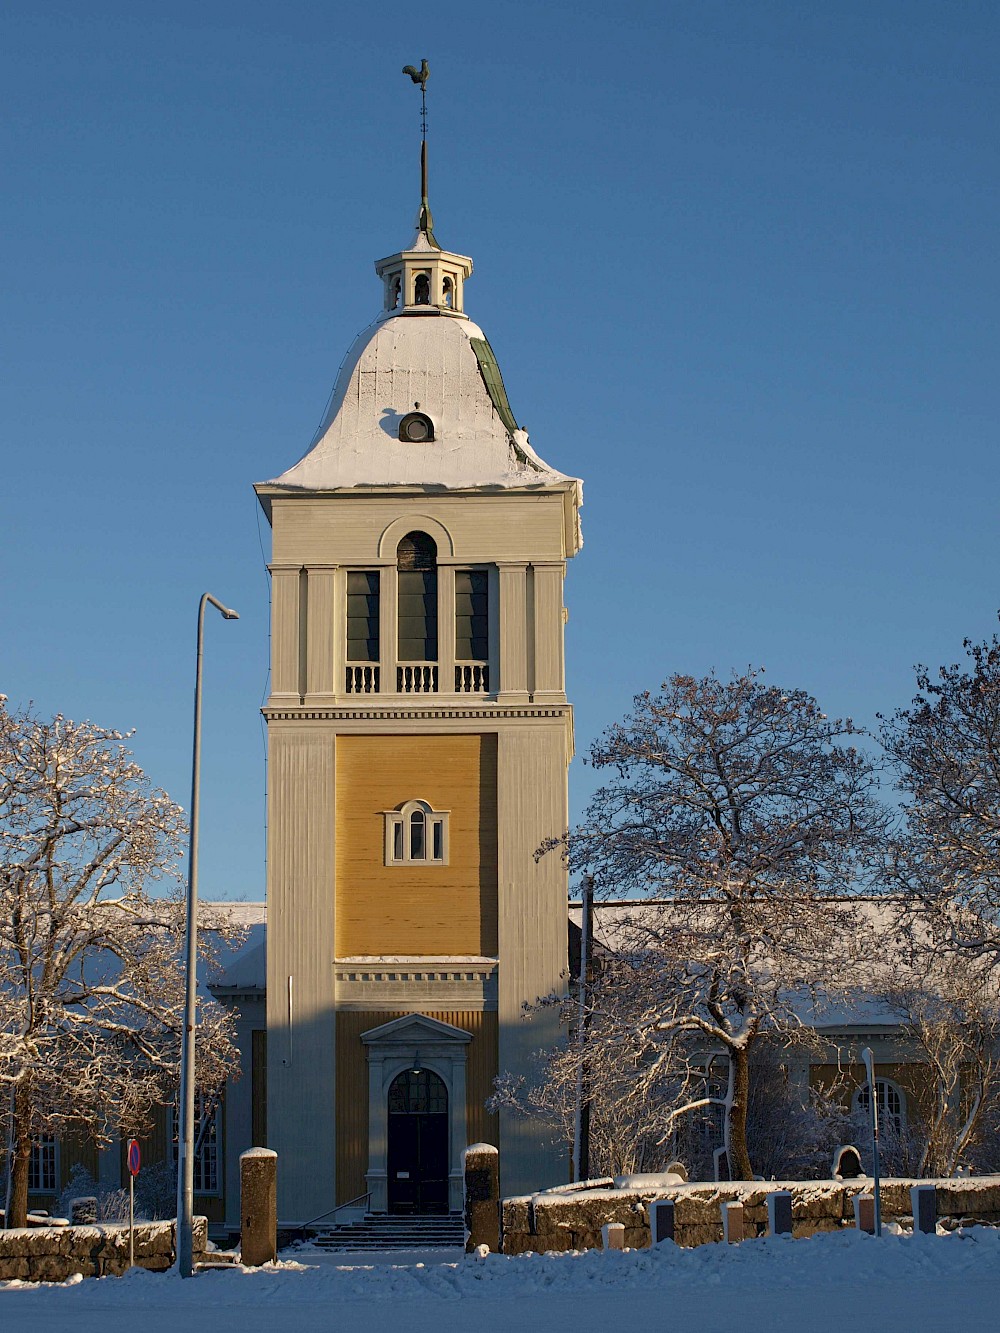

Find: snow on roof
<box><xmin>204</xmin><ymin>902</ymin><xmax>265</xmax><ymax>992</ymax></box>
<box><xmin>259</xmin><ymin>312</ymin><xmax>580</xmax><ymax>494</ymax></box>
<box><xmin>567</xmin><ymin>896</ymin><xmax>995</xmax><ymax>1032</ymax></box>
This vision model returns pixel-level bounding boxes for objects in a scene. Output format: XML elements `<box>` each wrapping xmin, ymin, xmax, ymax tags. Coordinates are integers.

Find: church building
<box><xmin>246</xmin><ymin>166</ymin><xmax>584</xmax><ymax>1224</ymax></box>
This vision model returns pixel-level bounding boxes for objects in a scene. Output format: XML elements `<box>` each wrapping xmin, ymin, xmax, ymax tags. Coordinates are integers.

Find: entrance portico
<box><xmin>361</xmin><ymin>1014</ymin><xmax>472</xmax><ymax>1214</ymax></box>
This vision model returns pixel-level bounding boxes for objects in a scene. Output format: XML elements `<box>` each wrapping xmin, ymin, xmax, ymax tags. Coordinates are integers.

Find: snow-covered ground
<box><xmin>3</xmin><ymin>1229</ymin><xmax>999</xmax><ymax>1332</ymax></box>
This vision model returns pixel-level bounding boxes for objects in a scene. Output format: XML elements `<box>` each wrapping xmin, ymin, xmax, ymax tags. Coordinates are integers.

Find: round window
<box><xmin>399</xmin><ymin>412</ymin><xmax>434</xmax><ymax>443</ymax></box>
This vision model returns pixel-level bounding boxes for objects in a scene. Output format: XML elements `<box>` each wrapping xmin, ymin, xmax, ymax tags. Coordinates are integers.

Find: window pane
<box><xmin>393</xmin><ymin>821</ymin><xmax>403</xmax><ymax>861</ymax></box>
<box><xmin>410</xmin><ymin>809</ymin><xmax>425</xmax><ymax>859</ymax></box>
<box><xmin>398</xmin><ymin>571</ymin><xmax>438</xmax><ymax>660</ymax></box>
<box><xmin>170</xmin><ymin>1095</ymin><xmax>219</xmax><ymax>1194</ymax></box>
<box><xmin>29</xmin><ymin>1135</ymin><xmax>57</xmax><ymax>1192</ymax></box>
<box><xmin>455</xmin><ymin>570</ymin><xmax>488</xmax><ymax>660</ymax></box>
<box><xmin>432</xmin><ymin>820</ymin><xmax>443</xmax><ymax>861</ymax></box>
<box><xmin>347</xmin><ymin>571</ymin><xmax>380</xmax><ymax>662</ymax></box>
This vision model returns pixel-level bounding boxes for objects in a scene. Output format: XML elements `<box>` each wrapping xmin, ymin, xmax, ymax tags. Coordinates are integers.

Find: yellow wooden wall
<box><xmin>335</xmin><ymin>1009</ymin><xmax>499</xmax><ymax>1205</ymax></box>
<box><xmin>810</xmin><ymin>1061</ymin><xmax>935</xmax><ymax>1120</ymax></box>
<box><xmin>335</xmin><ymin>734</ymin><xmax>498</xmax><ymax>957</ymax></box>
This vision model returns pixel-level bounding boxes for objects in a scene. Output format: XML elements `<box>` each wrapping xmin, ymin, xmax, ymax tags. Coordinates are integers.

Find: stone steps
<box><xmin>312</xmin><ymin>1214</ymin><xmax>465</xmax><ymax>1252</ymax></box>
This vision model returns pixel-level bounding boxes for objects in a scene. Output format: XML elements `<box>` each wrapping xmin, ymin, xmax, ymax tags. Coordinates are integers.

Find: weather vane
<box><xmin>402</xmin><ymin>60</ymin><xmax>433</xmax><ymax>236</ymax></box>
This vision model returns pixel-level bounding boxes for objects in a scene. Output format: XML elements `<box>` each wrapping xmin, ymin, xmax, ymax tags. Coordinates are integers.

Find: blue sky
<box><xmin>3</xmin><ymin>1</ymin><xmax>998</xmax><ymax>899</ymax></box>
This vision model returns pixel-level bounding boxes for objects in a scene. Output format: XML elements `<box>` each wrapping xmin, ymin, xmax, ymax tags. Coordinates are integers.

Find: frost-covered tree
<box><xmin>491</xmin><ymin>966</ymin><xmax>853</xmax><ymax>1181</ymax></box>
<box><xmin>0</xmin><ymin>699</ymin><xmax>239</xmax><ymax>1226</ymax></box>
<box><xmin>551</xmin><ymin>670</ymin><xmax>886</xmax><ymax>1179</ymax></box>
<box><xmin>876</xmin><ymin>951</ymin><xmax>1000</xmax><ymax>1177</ymax></box>
<box><xmin>881</xmin><ymin>626</ymin><xmax>1000</xmax><ymax>955</ymax></box>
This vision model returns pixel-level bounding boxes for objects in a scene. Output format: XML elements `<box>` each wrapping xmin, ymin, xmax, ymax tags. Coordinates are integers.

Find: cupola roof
<box><xmin>256</xmin><ymin>71</ymin><xmax>581</xmax><ymax>551</ymax></box>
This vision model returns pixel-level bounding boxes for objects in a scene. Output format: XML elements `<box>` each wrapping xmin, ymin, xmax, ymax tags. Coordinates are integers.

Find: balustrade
<box><xmin>346</xmin><ymin>664</ymin><xmax>380</xmax><ymax>694</ymax></box>
<box><xmin>397</xmin><ymin>663</ymin><xmax>439</xmax><ymax>693</ymax></box>
<box><xmin>455</xmin><ymin>662</ymin><xmax>489</xmax><ymax>693</ymax></box>
<box><xmin>343</xmin><ymin>661</ymin><xmax>491</xmax><ymax>696</ymax></box>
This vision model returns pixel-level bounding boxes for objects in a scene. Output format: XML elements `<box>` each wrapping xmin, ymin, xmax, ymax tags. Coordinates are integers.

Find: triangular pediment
<box><xmin>360</xmin><ymin>1013</ymin><xmax>472</xmax><ymax>1046</ymax></box>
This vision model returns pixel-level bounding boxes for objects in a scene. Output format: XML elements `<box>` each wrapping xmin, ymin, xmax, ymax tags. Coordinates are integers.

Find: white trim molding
<box><xmin>383</xmin><ymin>798</ymin><xmax>450</xmax><ymax>866</ymax></box>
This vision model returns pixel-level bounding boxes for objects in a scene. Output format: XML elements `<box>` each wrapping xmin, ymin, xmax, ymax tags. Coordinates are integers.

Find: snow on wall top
<box><xmin>263</xmin><ymin>312</ymin><xmax>577</xmax><ymax>493</ymax></box>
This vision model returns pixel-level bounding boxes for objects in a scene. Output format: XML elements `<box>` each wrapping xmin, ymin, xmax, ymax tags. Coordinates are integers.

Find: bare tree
<box><xmin>492</xmin><ymin>972</ymin><xmax>853</xmax><ymax>1181</ymax></box>
<box><xmin>877</xmin><ymin>954</ymin><xmax>1000</xmax><ymax>1177</ymax></box>
<box><xmin>881</xmin><ymin>627</ymin><xmax>1000</xmax><ymax>955</ymax></box>
<box><xmin>550</xmin><ymin>670</ymin><xmax>886</xmax><ymax>1178</ymax></box>
<box><xmin>0</xmin><ymin>699</ymin><xmax>240</xmax><ymax>1226</ymax></box>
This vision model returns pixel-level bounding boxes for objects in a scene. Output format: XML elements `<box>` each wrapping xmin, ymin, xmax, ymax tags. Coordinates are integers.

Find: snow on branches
<box><xmin>0</xmin><ymin>699</ymin><xmax>240</xmax><ymax>1225</ymax></box>
<box><xmin>881</xmin><ymin>627</ymin><xmax>1000</xmax><ymax>955</ymax></box>
<box><xmin>544</xmin><ymin>670</ymin><xmax>889</xmax><ymax>1180</ymax></box>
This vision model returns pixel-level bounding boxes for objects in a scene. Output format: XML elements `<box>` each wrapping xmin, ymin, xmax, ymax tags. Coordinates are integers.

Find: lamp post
<box><xmin>176</xmin><ymin>593</ymin><xmax>238</xmax><ymax>1278</ymax></box>
<box><xmin>862</xmin><ymin>1046</ymin><xmax>883</xmax><ymax>1237</ymax></box>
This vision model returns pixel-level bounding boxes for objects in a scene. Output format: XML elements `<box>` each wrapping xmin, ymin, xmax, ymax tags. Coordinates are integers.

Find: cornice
<box><xmin>262</xmin><ymin>703</ymin><xmax>573</xmax><ymax>723</ymax></box>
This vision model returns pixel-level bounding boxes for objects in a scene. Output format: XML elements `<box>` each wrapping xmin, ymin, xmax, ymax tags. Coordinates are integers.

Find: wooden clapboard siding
<box><xmin>336</xmin><ymin>734</ymin><xmax>498</xmax><ymax>957</ymax></box>
<box><xmin>335</xmin><ymin>1009</ymin><xmax>499</xmax><ymax>1205</ymax></box>
<box><xmin>271</xmin><ymin>493</ymin><xmax>568</xmax><ymax>566</ymax></box>
<box><xmin>810</xmin><ymin>1060</ymin><xmax>933</xmax><ymax>1114</ymax></box>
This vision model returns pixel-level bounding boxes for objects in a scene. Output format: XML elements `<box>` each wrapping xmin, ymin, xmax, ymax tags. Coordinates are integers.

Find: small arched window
<box><xmin>384</xmin><ymin>799</ymin><xmax>449</xmax><ymax>865</ymax></box>
<box><xmin>388</xmin><ymin>274</ymin><xmax>401</xmax><ymax>310</ymax></box>
<box><xmin>414</xmin><ymin>272</ymin><xmax>430</xmax><ymax>305</ymax></box>
<box><xmin>854</xmin><ymin>1079</ymin><xmax>906</xmax><ymax>1136</ymax></box>
<box><xmin>442</xmin><ymin>275</ymin><xmax>454</xmax><ymax>308</ymax></box>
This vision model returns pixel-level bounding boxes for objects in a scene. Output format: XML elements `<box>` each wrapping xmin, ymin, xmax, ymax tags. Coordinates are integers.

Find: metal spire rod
<box><xmin>402</xmin><ymin>60</ymin><xmax>431</xmax><ymax>225</ymax></box>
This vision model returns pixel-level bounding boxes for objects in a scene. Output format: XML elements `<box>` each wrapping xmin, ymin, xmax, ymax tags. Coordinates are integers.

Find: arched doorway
<box><xmin>387</xmin><ymin>1068</ymin><xmax>449</xmax><ymax>1215</ymax></box>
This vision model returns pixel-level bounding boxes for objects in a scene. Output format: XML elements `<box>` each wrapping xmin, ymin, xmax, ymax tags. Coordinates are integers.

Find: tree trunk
<box><xmin>726</xmin><ymin>1046</ymin><xmax>754</xmax><ymax>1180</ymax></box>
<box><xmin>7</xmin><ymin>1084</ymin><xmax>32</xmax><ymax>1228</ymax></box>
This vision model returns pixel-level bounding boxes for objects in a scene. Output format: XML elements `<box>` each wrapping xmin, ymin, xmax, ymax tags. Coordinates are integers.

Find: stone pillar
<box><xmin>722</xmin><ymin>1201</ymin><xmax>744</xmax><ymax>1244</ymax></box>
<box><xmin>240</xmin><ymin>1148</ymin><xmax>277</xmax><ymax>1266</ymax></box>
<box><xmin>853</xmin><ymin>1193</ymin><xmax>875</xmax><ymax>1234</ymax></box>
<box><xmin>911</xmin><ymin>1184</ymin><xmax>937</xmax><ymax>1235</ymax></box>
<box><xmin>649</xmin><ymin>1199</ymin><xmax>675</xmax><ymax>1244</ymax></box>
<box><xmin>767</xmin><ymin>1190</ymin><xmax>793</xmax><ymax>1236</ymax></box>
<box><xmin>463</xmin><ymin>1143</ymin><xmax>500</xmax><ymax>1253</ymax></box>
<box><xmin>601</xmin><ymin>1222</ymin><xmax>625</xmax><ymax>1251</ymax></box>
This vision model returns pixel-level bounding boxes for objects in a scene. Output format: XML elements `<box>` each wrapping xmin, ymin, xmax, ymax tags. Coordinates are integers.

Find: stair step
<box><xmin>312</xmin><ymin>1214</ymin><xmax>465</xmax><ymax>1252</ymax></box>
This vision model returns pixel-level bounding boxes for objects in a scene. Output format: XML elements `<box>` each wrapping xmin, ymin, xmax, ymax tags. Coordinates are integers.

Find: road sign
<box><xmin>127</xmin><ymin>1138</ymin><xmax>141</xmax><ymax>1177</ymax></box>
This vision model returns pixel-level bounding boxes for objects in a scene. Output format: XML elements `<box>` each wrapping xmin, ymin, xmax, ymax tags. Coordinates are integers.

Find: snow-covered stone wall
<box><xmin>0</xmin><ymin>1216</ymin><xmax>210</xmax><ymax>1281</ymax></box>
<box><xmin>501</xmin><ymin>1178</ymin><xmax>1000</xmax><ymax>1254</ymax></box>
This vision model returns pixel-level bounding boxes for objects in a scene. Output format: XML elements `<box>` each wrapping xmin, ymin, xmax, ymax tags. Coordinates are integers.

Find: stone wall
<box><xmin>0</xmin><ymin>1216</ymin><xmax>210</xmax><ymax>1282</ymax></box>
<box><xmin>501</xmin><ymin>1178</ymin><xmax>1000</xmax><ymax>1254</ymax></box>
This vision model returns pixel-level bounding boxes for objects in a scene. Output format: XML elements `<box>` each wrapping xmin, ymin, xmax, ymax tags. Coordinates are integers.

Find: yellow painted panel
<box><xmin>336</xmin><ymin>734</ymin><xmax>498</xmax><ymax>957</ymax></box>
<box><xmin>335</xmin><ymin>1009</ymin><xmax>499</xmax><ymax>1205</ymax></box>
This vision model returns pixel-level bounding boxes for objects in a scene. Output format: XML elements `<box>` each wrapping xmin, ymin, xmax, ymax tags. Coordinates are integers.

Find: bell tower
<box><xmin>255</xmin><ymin>118</ymin><xmax>582</xmax><ymax>1222</ymax></box>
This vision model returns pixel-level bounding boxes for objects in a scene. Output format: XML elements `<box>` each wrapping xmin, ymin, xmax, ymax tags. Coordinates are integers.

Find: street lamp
<box><xmin>176</xmin><ymin>593</ymin><xmax>238</xmax><ymax>1278</ymax></box>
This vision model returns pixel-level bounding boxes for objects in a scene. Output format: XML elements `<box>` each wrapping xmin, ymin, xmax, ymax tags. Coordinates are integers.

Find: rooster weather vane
<box><xmin>402</xmin><ymin>60</ymin><xmax>435</xmax><ymax>241</ymax></box>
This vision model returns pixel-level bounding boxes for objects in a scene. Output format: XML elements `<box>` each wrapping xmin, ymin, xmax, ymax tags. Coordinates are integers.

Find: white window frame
<box><xmin>853</xmin><ymin>1078</ymin><xmax>906</xmax><ymax>1136</ymax></box>
<box><xmin>384</xmin><ymin>798</ymin><xmax>450</xmax><ymax>866</ymax></box>
<box><xmin>168</xmin><ymin>1095</ymin><xmax>222</xmax><ymax>1196</ymax></box>
<box><xmin>28</xmin><ymin>1134</ymin><xmax>58</xmax><ymax>1193</ymax></box>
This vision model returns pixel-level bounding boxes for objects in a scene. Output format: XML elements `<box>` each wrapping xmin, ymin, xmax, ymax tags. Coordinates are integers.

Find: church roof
<box><xmin>260</xmin><ymin>309</ymin><xmax>579</xmax><ymax>495</ymax></box>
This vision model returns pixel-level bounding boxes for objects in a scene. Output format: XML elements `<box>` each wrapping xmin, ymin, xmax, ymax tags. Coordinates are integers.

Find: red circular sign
<box><xmin>127</xmin><ymin>1139</ymin><xmax>141</xmax><ymax>1177</ymax></box>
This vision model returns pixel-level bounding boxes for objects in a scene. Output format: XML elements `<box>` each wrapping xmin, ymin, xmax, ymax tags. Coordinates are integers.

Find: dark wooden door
<box><xmin>387</xmin><ymin>1069</ymin><xmax>449</xmax><ymax>1215</ymax></box>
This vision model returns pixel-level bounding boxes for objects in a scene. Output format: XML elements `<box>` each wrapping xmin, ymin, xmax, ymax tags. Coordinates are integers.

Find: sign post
<box><xmin>127</xmin><ymin>1139</ymin><xmax>141</xmax><ymax>1267</ymax></box>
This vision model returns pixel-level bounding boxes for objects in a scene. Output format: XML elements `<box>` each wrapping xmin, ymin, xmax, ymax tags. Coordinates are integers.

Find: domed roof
<box><xmin>264</xmin><ymin>309</ymin><xmax>575</xmax><ymax>493</ymax></box>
